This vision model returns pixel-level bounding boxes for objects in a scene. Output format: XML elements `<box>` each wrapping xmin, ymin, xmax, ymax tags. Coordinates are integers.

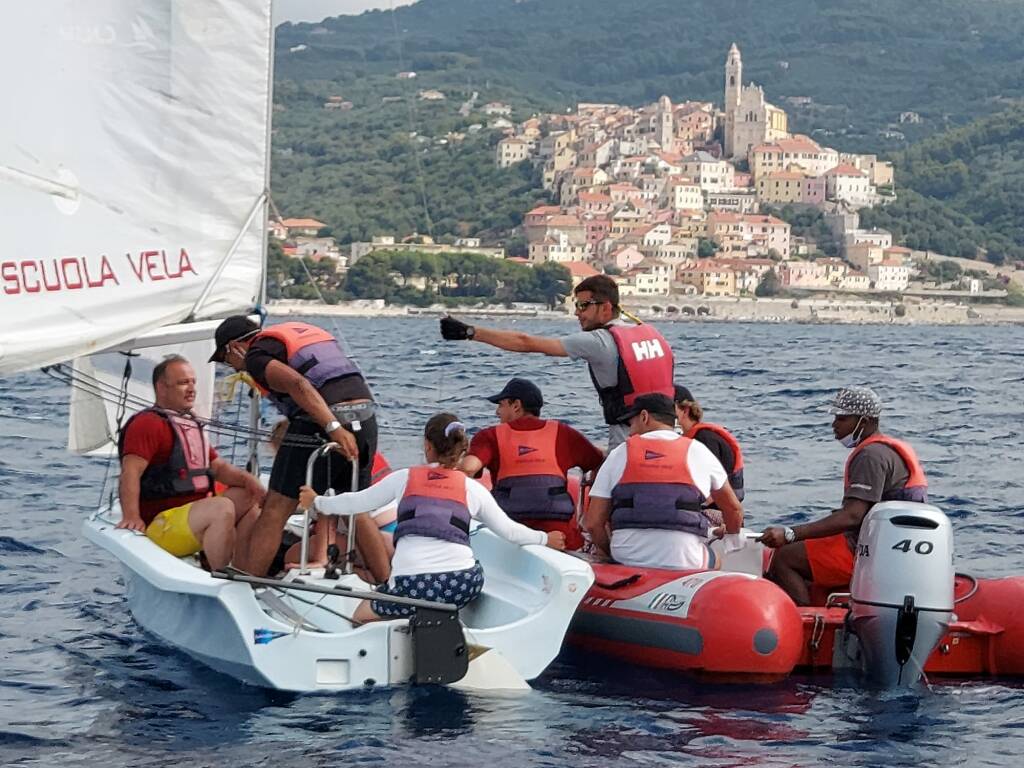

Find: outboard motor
<box><xmin>848</xmin><ymin>501</ymin><xmax>954</xmax><ymax>686</ymax></box>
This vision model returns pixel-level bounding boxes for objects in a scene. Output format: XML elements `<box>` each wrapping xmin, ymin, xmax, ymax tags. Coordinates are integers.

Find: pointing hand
<box><xmin>440</xmin><ymin>315</ymin><xmax>474</xmax><ymax>341</ymax></box>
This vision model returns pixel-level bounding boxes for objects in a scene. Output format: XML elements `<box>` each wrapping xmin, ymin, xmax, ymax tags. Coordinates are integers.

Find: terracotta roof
<box><xmin>885</xmin><ymin>246</ymin><xmax>913</xmax><ymax>254</ymax></box>
<box><xmin>525</xmin><ymin>205</ymin><xmax>561</xmax><ymax>217</ymax></box>
<box><xmin>564</xmin><ymin>261</ymin><xmax>600</xmax><ymax>278</ymax></box>
<box><xmin>775</xmin><ymin>134</ymin><xmax>824</xmax><ymax>154</ymax></box>
<box><xmin>825</xmin><ymin>163</ymin><xmax>866</xmax><ymax>177</ymax></box>
<box><xmin>282</xmin><ymin>217</ymin><xmax>326</xmax><ymax>228</ymax></box>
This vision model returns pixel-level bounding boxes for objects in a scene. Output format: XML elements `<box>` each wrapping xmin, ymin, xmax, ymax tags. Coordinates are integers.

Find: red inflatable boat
<box><xmin>568</xmin><ymin>563</ymin><xmax>1024</xmax><ymax>681</ymax></box>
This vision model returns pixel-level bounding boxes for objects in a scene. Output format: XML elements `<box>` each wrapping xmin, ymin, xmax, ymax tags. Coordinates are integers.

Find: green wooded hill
<box><xmin>270</xmin><ymin>0</ymin><xmax>1024</xmax><ymax>259</ymax></box>
<box><xmin>861</xmin><ymin>107</ymin><xmax>1024</xmax><ymax>263</ymax></box>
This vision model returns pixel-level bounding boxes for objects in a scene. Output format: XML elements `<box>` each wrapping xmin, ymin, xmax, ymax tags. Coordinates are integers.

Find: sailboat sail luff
<box><xmin>0</xmin><ymin>1</ymin><xmax>274</xmax><ymax>375</ymax></box>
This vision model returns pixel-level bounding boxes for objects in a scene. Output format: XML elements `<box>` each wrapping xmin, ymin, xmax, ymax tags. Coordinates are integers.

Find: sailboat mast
<box><xmin>259</xmin><ymin>2</ymin><xmax>277</xmax><ymax>310</ymax></box>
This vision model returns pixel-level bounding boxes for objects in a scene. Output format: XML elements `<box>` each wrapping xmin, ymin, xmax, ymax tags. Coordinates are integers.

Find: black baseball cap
<box><xmin>618</xmin><ymin>393</ymin><xmax>677</xmax><ymax>425</ymax></box>
<box><xmin>209</xmin><ymin>315</ymin><xmax>260</xmax><ymax>363</ymax></box>
<box><xmin>486</xmin><ymin>377</ymin><xmax>544</xmax><ymax>411</ymax></box>
<box><xmin>673</xmin><ymin>384</ymin><xmax>695</xmax><ymax>404</ymax></box>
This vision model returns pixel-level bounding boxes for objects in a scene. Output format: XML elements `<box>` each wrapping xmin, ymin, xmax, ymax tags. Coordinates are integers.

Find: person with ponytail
<box><xmin>299</xmin><ymin>413</ymin><xmax>566</xmax><ymax>623</ymax></box>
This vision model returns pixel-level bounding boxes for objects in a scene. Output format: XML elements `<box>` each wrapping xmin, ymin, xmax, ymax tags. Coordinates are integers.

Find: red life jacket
<box><xmin>493</xmin><ymin>421</ymin><xmax>574</xmax><ymax>521</ymax></box>
<box><xmin>845</xmin><ymin>434</ymin><xmax>928</xmax><ymax>503</ymax></box>
<box><xmin>686</xmin><ymin>422</ymin><xmax>745</xmax><ymax>501</ymax></box>
<box><xmin>254</xmin><ymin>322</ymin><xmax>362</xmax><ymax>417</ymax></box>
<box><xmin>370</xmin><ymin>452</ymin><xmax>392</xmax><ymax>485</ymax></box>
<box><xmin>610</xmin><ymin>435</ymin><xmax>708</xmax><ymax>536</ymax></box>
<box><xmin>395</xmin><ymin>466</ymin><xmax>472</xmax><ymax>546</ymax></box>
<box><xmin>118</xmin><ymin>407</ymin><xmax>212</xmax><ymax>502</ymax></box>
<box><xmin>589</xmin><ymin>322</ymin><xmax>675</xmax><ymax>425</ymax></box>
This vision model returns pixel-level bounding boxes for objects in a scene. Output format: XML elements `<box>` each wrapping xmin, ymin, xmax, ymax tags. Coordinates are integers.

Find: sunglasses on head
<box><xmin>574</xmin><ymin>299</ymin><xmax>606</xmax><ymax>311</ymax></box>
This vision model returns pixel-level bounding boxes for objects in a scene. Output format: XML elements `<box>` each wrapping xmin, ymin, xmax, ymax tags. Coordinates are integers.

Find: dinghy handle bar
<box><xmin>299</xmin><ymin>442</ymin><xmax>359</xmax><ymax>575</ymax></box>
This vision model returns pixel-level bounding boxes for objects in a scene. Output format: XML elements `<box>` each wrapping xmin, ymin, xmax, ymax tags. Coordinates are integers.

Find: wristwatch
<box><xmin>323</xmin><ymin>419</ymin><xmax>342</xmax><ymax>433</ymax></box>
<box><xmin>783</xmin><ymin>526</ymin><xmax>796</xmax><ymax>544</ymax></box>
<box><xmin>466</xmin><ymin>325</ymin><xmax>476</xmax><ymax>340</ymax></box>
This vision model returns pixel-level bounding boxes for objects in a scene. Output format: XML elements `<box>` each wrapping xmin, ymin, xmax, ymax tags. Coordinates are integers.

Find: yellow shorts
<box><xmin>145</xmin><ymin>502</ymin><xmax>202</xmax><ymax>557</ymax></box>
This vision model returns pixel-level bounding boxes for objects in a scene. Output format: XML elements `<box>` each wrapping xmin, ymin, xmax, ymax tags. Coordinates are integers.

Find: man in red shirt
<box><xmin>117</xmin><ymin>355</ymin><xmax>264</xmax><ymax>570</ymax></box>
<box><xmin>461</xmin><ymin>378</ymin><xmax>604</xmax><ymax>549</ymax></box>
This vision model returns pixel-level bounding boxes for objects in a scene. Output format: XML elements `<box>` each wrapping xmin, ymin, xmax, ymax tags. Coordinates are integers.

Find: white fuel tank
<box><xmin>848</xmin><ymin>501</ymin><xmax>955</xmax><ymax>686</ymax></box>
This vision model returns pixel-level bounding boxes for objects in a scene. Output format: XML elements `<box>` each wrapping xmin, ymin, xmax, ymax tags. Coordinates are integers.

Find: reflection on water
<box><xmin>1</xmin><ymin>318</ymin><xmax>1023</xmax><ymax>766</ymax></box>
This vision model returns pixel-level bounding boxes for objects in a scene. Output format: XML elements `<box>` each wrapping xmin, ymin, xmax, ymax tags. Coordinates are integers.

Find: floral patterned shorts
<box><xmin>370</xmin><ymin>561</ymin><xmax>485</xmax><ymax>618</ymax></box>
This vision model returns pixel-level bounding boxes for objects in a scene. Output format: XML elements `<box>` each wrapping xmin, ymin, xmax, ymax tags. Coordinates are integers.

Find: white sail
<box><xmin>0</xmin><ymin>1</ymin><xmax>274</xmax><ymax>375</ymax></box>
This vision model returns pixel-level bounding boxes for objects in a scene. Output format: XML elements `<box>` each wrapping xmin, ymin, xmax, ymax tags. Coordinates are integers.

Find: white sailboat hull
<box><xmin>82</xmin><ymin>511</ymin><xmax>593</xmax><ymax>693</ymax></box>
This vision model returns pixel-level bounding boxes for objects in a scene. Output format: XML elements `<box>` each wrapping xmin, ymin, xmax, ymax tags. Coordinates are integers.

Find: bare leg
<box><xmin>187</xmin><ymin>497</ymin><xmax>237</xmax><ymax>571</ymax></box>
<box><xmin>766</xmin><ymin>541</ymin><xmax>813</xmax><ymax>606</ymax></box>
<box><xmin>220</xmin><ymin>485</ymin><xmax>261</xmax><ymax>560</ymax></box>
<box><xmin>234</xmin><ymin>490</ymin><xmax>297</xmax><ymax>576</ymax></box>
<box><xmin>284</xmin><ymin>529</ymin><xmax>327</xmax><ymax>570</ymax></box>
<box><xmin>352</xmin><ymin>599</ymin><xmax>382</xmax><ymax>624</ymax></box>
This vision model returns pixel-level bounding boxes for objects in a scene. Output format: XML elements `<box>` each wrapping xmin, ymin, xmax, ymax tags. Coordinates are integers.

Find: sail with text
<box><xmin>0</xmin><ymin>1</ymin><xmax>274</xmax><ymax>377</ymax></box>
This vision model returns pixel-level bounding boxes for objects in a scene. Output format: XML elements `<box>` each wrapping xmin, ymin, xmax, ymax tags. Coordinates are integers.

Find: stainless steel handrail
<box><xmin>298</xmin><ymin>442</ymin><xmax>360</xmax><ymax>575</ymax></box>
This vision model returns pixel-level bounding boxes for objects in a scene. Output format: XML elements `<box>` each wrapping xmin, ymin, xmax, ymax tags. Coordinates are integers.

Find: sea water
<box><xmin>1</xmin><ymin>317</ymin><xmax>1022</xmax><ymax>767</ymax></box>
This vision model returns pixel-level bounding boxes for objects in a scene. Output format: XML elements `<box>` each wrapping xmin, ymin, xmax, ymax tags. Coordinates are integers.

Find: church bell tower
<box><xmin>725</xmin><ymin>43</ymin><xmax>742</xmax><ymax>110</ymax></box>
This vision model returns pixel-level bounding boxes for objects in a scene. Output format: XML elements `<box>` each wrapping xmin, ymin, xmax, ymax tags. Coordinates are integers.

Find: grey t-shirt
<box><xmin>560</xmin><ymin>319</ymin><xmax>631</xmax><ymax>449</ymax></box>
<box><xmin>843</xmin><ymin>442</ymin><xmax>911</xmax><ymax>504</ymax></box>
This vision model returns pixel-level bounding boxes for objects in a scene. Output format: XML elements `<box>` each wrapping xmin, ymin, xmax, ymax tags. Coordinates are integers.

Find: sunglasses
<box><xmin>574</xmin><ymin>299</ymin><xmax>606</xmax><ymax>311</ymax></box>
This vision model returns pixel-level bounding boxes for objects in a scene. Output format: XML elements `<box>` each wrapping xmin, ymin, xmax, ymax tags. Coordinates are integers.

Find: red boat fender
<box><xmin>926</xmin><ymin>574</ymin><xmax>1024</xmax><ymax>676</ymax></box>
<box><xmin>571</xmin><ymin>565</ymin><xmax>804</xmax><ymax>681</ymax></box>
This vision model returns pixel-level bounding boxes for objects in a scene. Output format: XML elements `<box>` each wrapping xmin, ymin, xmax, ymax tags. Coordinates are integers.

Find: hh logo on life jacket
<box><xmin>427</xmin><ymin>471</ymin><xmax>448</xmax><ymax>481</ymax></box>
<box><xmin>644</xmin><ymin>449</ymin><xmax>665</xmax><ymax>461</ymax></box>
<box><xmin>517</xmin><ymin>445</ymin><xmax>538</xmax><ymax>456</ymax></box>
<box><xmin>631</xmin><ymin>338</ymin><xmax>665</xmax><ymax>362</ymax></box>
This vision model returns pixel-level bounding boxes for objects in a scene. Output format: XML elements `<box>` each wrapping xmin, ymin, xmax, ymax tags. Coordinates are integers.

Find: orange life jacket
<box><xmin>493</xmin><ymin>421</ymin><xmax>574</xmax><ymax>521</ymax></box>
<box><xmin>611</xmin><ymin>435</ymin><xmax>708</xmax><ymax>535</ymax></box>
<box><xmin>253</xmin><ymin>322</ymin><xmax>362</xmax><ymax>417</ymax></box>
<box><xmin>395</xmin><ymin>466</ymin><xmax>472</xmax><ymax>545</ymax></box>
<box><xmin>845</xmin><ymin>433</ymin><xmax>928</xmax><ymax>503</ymax></box>
<box><xmin>686</xmin><ymin>422</ymin><xmax>745</xmax><ymax>501</ymax></box>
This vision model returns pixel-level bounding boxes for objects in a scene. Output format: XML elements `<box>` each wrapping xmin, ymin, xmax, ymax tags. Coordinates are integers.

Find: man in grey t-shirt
<box><xmin>440</xmin><ymin>274</ymin><xmax>675</xmax><ymax>449</ymax></box>
<box><xmin>758</xmin><ymin>386</ymin><xmax>928</xmax><ymax>605</ymax></box>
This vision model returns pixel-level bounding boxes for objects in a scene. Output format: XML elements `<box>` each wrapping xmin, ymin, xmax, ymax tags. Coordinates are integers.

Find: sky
<box><xmin>273</xmin><ymin>1</ymin><xmax>416</xmax><ymax>25</ymax></box>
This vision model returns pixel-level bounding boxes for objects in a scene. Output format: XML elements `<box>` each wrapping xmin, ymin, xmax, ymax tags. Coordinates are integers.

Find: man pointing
<box><xmin>440</xmin><ymin>275</ymin><xmax>675</xmax><ymax>448</ymax></box>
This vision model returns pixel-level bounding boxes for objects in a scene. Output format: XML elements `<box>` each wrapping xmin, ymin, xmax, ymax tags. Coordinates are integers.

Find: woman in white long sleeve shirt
<box><xmin>300</xmin><ymin>412</ymin><xmax>566</xmax><ymax>623</ymax></box>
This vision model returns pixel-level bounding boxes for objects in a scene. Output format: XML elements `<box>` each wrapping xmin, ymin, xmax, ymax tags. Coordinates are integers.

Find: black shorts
<box><xmin>268</xmin><ymin>413</ymin><xmax>378</xmax><ymax>499</ymax></box>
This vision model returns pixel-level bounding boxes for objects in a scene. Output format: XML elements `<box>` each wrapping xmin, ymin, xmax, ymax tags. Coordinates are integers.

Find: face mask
<box><xmin>838</xmin><ymin>416</ymin><xmax>865</xmax><ymax>449</ymax></box>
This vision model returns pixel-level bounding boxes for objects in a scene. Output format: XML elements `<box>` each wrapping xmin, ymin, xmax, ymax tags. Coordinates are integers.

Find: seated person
<box><xmin>759</xmin><ymin>386</ymin><xmax>928</xmax><ymax>605</ymax></box>
<box><xmin>585</xmin><ymin>393</ymin><xmax>743</xmax><ymax>570</ymax></box>
<box><xmin>117</xmin><ymin>355</ymin><xmax>264</xmax><ymax>571</ymax></box>
<box><xmin>673</xmin><ymin>384</ymin><xmax>746</xmax><ymax>525</ymax></box>
<box><xmin>300</xmin><ymin>412</ymin><xmax>565</xmax><ymax>623</ymax></box>
<box><xmin>460</xmin><ymin>377</ymin><xmax>604</xmax><ymax>550</ymax></box>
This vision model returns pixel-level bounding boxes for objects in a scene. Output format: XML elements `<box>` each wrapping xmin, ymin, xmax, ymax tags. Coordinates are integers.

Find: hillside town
<box><xmin>270</xmin><ymin>44</ymin><xmax>1019</xmax><ymax>312</ymax></box>
<box><xmin>492</xmin><ymin>43</ymin><xmax>919</xmax><ymax>298</ymax></box>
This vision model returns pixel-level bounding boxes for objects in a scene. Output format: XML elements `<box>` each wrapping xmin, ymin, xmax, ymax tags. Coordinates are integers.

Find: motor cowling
<box><xmin>848</xmin><ymin>501</ymin><xmax>954</xmax><ymax>686</ymax></box>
